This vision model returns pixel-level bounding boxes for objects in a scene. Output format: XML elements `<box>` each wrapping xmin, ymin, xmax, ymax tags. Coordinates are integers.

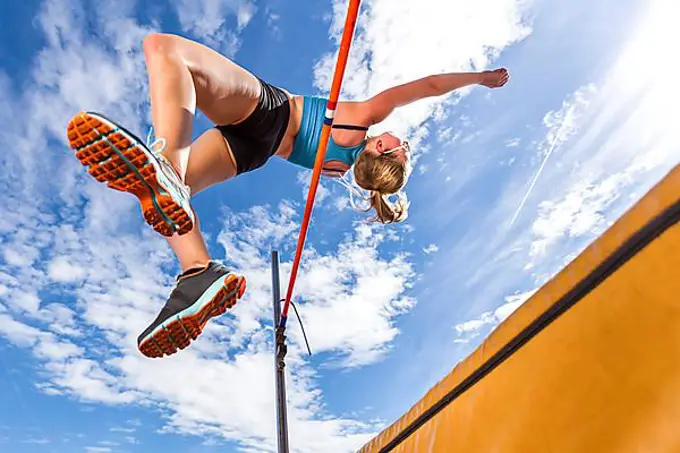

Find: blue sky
<box><xmin>0</xmin><ymin>0</ymin><xmax>678</xmax><ymax>452</ymax></box>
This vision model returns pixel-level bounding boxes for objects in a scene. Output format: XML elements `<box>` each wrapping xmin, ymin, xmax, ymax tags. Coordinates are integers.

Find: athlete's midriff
<box><xmin>272</xmin><ymin>94</ymin><xmax>304</xmax><ymax>160</ymax></box>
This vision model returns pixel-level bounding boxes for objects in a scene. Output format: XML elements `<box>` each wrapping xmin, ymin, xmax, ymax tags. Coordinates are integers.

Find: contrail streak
<box><xmin>509</xmin><ymin>109</ymin><xmax>573</xmax><ymax>227</ymax></box>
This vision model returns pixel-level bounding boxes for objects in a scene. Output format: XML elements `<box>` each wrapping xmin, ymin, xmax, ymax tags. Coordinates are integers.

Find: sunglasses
<box><xmin>380</xmin><ymin>140</ymin><xmax>410</xmax><ymax>155</ymax></box>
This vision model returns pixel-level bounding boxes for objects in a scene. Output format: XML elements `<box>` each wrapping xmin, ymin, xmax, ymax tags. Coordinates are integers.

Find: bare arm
<box><xmin>359</xmin><ymin>69</ymin><xmax>509</xmax><ymax>124</ymax></box>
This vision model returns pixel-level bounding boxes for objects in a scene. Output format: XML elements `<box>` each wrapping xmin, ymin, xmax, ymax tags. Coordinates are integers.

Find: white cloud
<box><xmin>265</xmin><ymin>7</ymin><xmax>282</xmax><ymax>38</ymax></box>
<box><xmin>0</xmin><ymin>315</ymin><xmax>45</xmax><ymax>347</ymax></box>
<box><xmin>296</xmin><ymin>170</ymin><xmax>330</xmax><ymax>206</ymax></box>
<box><xmin>33</xmin><ymin>304</ymin><xmax>82</xmax><ymax>338</ymax></box>
<box><xmin>437</xmin><ymin>126</ymin><xmax>454</xmax><ymax>142</ymax></box>
<box><xmin>2</xmin><ymin>199</ymin><xmax>412</xmax><ymax>451</ymax></box>
<box><xmin>21</xmin><ymin>437</ymin><xmax>51</xmax><ymax>444</ymax></box>
<box><xmin>431</xmin><ymin>2</ymin><xmax>679</xmax><ymax>365</ymax></box>
<box><xmin>505</xmin><ymin>137</ymin><xmax>521</xmax><ymax>147</ymax></box>
<box><xmin>3</xmin><ymin>243</ymin><xmax>40</xmax><ymax>268</ymax></box>
<box><xmin>509</xmin><ymin>84</ymin><xmax>597</xmax><ymax>227</ymax></box>
<box><xmin>172</xmin><ymin>0</ymin><xmax>257</xmax><ymax>55</ymax></box>
<box><xmin>314</xmin><ymin>0</ymin><xmax>532</xmax><ymax>144</ymax></box>
<box><xmin>528</xmin><ymin>171</ymin><xmax>630</xmax><ymax>258</ymax></box>
<box><xmin>423</xmin><ymin>244</ymin><xmax>439</xmax><ymax>255</ymax></box>
<box><xmin>109</xmin><ymin>427</ymin><xmax>136</xmax><ymax>433</ymax></box>
<box><xmin>34</xmin><ymin>336</ymin><xmax>84</xmax><ymax>361</ymax></box>
<box><xmin>46</xmin><ymin>357</ymin><xmax>141</xmax><ymax>404</ymax></box>
<box><xmin>217</xmin><ymin>206</ymin><xmax>417</xmax><ymax>368</ymax></box>
<box><xmin>542</xmin><ymin>86</ymin><xmax>595</xmax><ymax>148</ymax></box>
<box><xmin>85</xmin><ymin>447</ymin><xmax>112</xmax><ymax>453</ymax></box>
<box><xmin>435</xmin><ymin>0</ymin><xmax>680</xmax><ymax>322</ymax></box>
<box><xmin>454</xmin><ymin>289</ymin><xmax>536</xmax><ymax>343</ymax></box>
<box><xmin>520</xmin><ymin>0</ymin><xmax>680</xmax><ymax>264</ymax></box>
<box><xmin>5</xmin><ymin>292</ymin><xmax>41</xmax><ymax>315</ymax></box>
<box><xmin>0</xmin><ymin>0</ymin><xmax>154</xmax><ymax>205</ymax></box>
<box><xmin>48</xmin><ymin>256</ymin><xmax>87</xmax><ymax>283</ymax></box>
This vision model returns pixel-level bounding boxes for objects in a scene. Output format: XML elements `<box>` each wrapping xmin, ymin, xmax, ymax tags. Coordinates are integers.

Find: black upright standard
<box><xmin>271</xmin><ymin>251</ymin><xmax>290</xmax><ymax>453</ymax></box>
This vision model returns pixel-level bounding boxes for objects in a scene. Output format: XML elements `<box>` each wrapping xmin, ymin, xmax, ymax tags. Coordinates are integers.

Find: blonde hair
<box><xmin>352</xmin><ymin>150</ymin><xmax>410</xmax><ymax>224</ymax></box>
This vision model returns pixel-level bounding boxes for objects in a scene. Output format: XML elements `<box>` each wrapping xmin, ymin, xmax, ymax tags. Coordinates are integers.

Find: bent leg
<box><xmin>142</xmin><ymin>32</ymin><xmax>261</xmax><ymax>179</ymax></box>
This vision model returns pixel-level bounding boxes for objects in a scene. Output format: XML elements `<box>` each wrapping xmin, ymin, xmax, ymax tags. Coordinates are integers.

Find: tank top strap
<box><xmin>332</xmin><ymin>124</ymin><xmax>369</xmax><ymax>131</ymax></box>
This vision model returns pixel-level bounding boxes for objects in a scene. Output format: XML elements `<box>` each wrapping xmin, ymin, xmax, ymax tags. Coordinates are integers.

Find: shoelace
<box><xmin>145</xmin><ymin>127</ymin><xmax>191</xmax><ymax>197</ymax></box>
<box><xmin>146</xmin><ymin>127</ymin><xmax>168</xmax><ymax>157</ymax></box>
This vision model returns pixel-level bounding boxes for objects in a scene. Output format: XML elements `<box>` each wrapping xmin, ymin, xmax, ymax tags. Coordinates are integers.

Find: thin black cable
<box><xmin>281</xmin><ymin>299</ymin><xmax>313</xmax><ymax>356</ymax></box>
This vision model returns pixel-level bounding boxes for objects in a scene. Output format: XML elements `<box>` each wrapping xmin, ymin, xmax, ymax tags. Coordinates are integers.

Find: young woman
<box><xmin>66</xmin><ymin>33</ymin><xmax>509</xmax><ymax>359</ymax></box>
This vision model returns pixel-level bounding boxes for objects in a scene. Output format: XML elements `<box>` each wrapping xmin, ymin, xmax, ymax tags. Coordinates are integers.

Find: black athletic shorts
<box><xmin>215</xmin><ymin>79</ymin><xmax>290</xmax><ymax>175</ymax></box>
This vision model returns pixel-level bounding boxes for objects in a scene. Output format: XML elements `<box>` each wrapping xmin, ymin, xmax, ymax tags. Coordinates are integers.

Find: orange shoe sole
<box><xmin>66</xmin><ymin>112</ymin><xmax>193</xmax><ymax>237</ymax></box>
<box><xmin>138</xmin><ymin>274</ymin><xmax>247</xmax><ymax>358</ymax></box>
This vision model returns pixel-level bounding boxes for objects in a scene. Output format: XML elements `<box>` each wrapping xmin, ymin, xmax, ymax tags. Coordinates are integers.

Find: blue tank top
<box><xmin>289</xmin><ymin>96</ymin><xmax>367</xmax><ymax>170</ymax></box>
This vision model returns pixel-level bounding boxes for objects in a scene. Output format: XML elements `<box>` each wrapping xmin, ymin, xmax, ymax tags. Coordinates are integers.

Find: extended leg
<box><xmin>135</xmin><ymin>128</ymin><xmax>245</xmax><ymax>358</ymax></box>
<box><xmin>165</xmin><ymin>129</ymin><xmax>238</xmax><ymax>272</ymax></box>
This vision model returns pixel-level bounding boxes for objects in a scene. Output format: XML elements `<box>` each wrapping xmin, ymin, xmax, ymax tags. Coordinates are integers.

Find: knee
<box><xmin>142</xmin><ymin>33</ymin><xmax>175</xmax><ymax>58</ymax></box>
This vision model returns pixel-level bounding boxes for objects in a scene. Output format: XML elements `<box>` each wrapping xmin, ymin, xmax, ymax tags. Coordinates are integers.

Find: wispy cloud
<box><xmin>296</xmin><ymin>170</ymin><xmax>330</xmax><ymax>206</ymax></box>
<box><xmin>436</xmin><ymin>0</ymin><xmax>679</xmax><ymax>349</ymax></box>
<box><xmin>454</xmin><ymin>289</ymin><xmax>536</xmax><ymax>343</ymax></box>
<box><xmin>109</xmin><ymin>427</ymin><xmax>136</xmax><ymax>433</ymax></box>
<box><xmin>505</xmin><ymin>137</ymin><xmax>521</xmax><ymax>147</ymax></box>
<box><xmin>423</xmin><ymin>244</ymin><xmax>439</xmax><ymax>255</ymax></box>
<box><xmin>85</xmin><ymin>447</ymin><xmax>112</xmax><ymax>453</ymax></box>
<box><xmin>519</xmin><ymin>0</ymin><xmax>680</xmax><ymax>272</ymax></box>
<box><xmin>0</xmin><ymin>315</ymin><xmax>45</xmax><ymax>347</ymax></box>
<box><xmin>0</xmin><ymin>196</ymin><xmax>408</xmax><ymax>450</ymax></box>
<box><xmin>172</xmin><ymin>0</ymin><xmax>257</xmax><ymax>56</ymax></box>
<box><xmin>509</xmin><ymin>84</ymin><xmax>597</xmax><ymax>227</ymax></box>
<box><xmin>217</xmin><ymin>205</ymin><xmax>417</xmax><ymax>368</ymax></box>
<box><xmin>21</xmin><ymin>437</ymin><xmax>51</xmax><ymax>444</ymax></box>
<box><xmin>265</xmin><ymin>6</ymin><xmax>282</xmax><ymax>39</ymax></box>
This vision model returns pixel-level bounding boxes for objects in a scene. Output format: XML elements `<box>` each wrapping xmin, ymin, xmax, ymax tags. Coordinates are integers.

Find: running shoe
<box><xmin>137</xmin><ymin>262</ymin><xmax>246</xmax><ymax>358</ymax></box>
<box><xmin>66</xmin><ymin>111</ymin><xmax>194</xmax><ymax>237</ymax></box>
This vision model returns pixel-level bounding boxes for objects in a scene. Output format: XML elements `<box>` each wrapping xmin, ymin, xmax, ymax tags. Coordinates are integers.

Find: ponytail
<box><xmin>368</xmin><ymin>190</ymin><xmax>409</xmax><ymax>224</ymax></box>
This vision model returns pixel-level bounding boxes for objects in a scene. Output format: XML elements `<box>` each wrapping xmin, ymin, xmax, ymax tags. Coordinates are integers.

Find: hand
<box><xmin>480</xmin><ymin>68</ymin><xmax>509</xmax><ymax>88</ymax></box>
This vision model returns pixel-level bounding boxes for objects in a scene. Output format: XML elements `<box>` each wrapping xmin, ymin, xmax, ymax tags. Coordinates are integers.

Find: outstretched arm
<box><xmin>361</xmin><ymin>69</ymin><xmax>509</xmax><ymax>124</ymax></box>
